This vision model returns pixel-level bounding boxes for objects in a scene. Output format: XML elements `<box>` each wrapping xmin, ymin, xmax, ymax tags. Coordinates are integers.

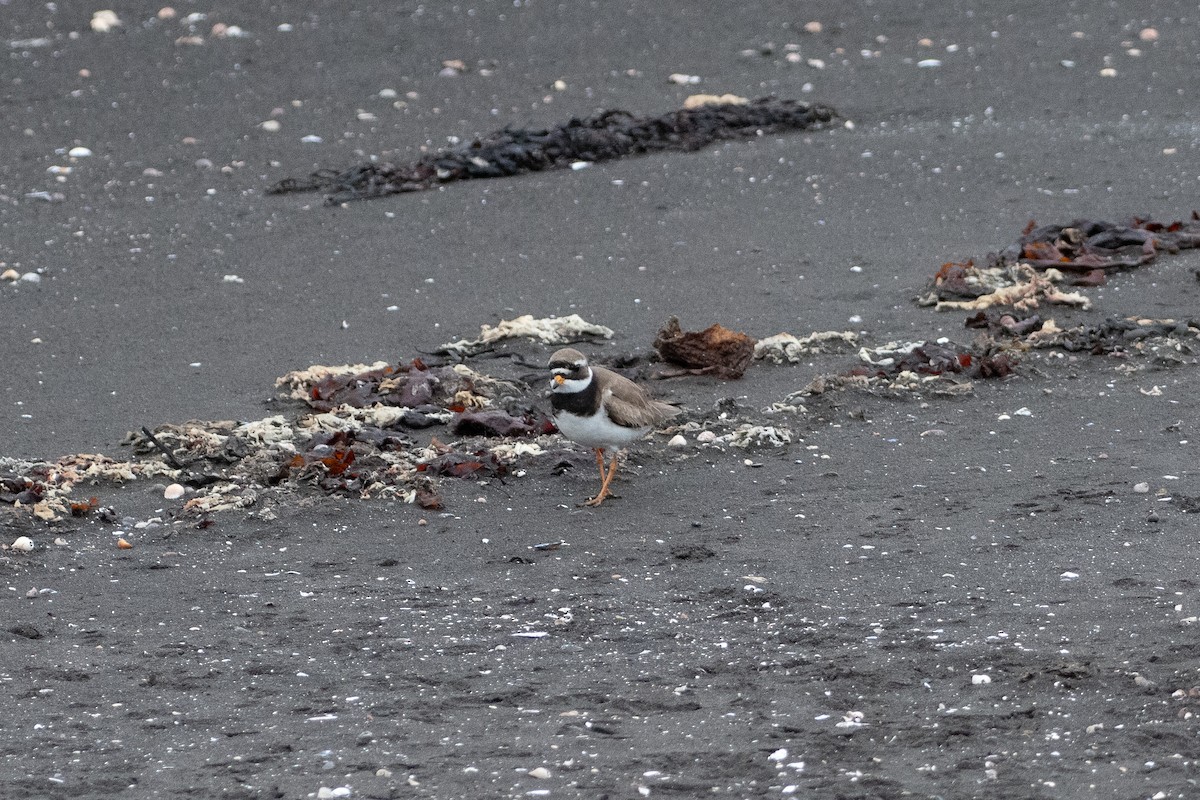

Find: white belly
<box><xmin>554</xmin><ymin>410</ymin><xmax>649</xmax><ymax>450</ymax></box>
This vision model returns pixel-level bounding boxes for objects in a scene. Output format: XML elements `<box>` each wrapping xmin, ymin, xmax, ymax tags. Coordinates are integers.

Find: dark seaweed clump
<box><xmin>269</xmin><ymin>97</ymin><xmax>838</xmax><ymax>204</ymax></box>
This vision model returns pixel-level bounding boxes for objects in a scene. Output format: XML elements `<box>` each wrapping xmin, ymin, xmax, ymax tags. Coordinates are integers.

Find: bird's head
<box><xmin>548</xmin><ymin>347</ymin><xmax>591</xmax><ymax>392</ymax></box>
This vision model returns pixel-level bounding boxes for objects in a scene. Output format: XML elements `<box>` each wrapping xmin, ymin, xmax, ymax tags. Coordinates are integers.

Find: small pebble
<box><xmin>117</xmin><ymin>538</ymin><xmax>133</xmax><ymax>550</ymax></box>
<box><xmin>260</xmin><ymin>119</ymin><xmax>282</xmax><ymax>132</ymax></box>
<box><xmin>1133</xmin><ymin>482</ymin><xmax>1150</xmax><ymax>493</ymax></box>
<box><xmin>25</xmin><ymin>587</ymin><xmax>39</xmax><ymax>598</ymax></box>
<box><xmin>971</xmin><ymin>674</ymin><xmax>992</xmax><ymax>685</ymax></box>
<box><xmin>917</xmin><ymin>59</ymin><xmax>942</xmax><ymax>68</ymax></box>
<box><xmin>667</xmin><ymin>434</ymin><xmax>687</xmax><ymax>448</ymax></box>
<box><xmin>803</xmin><ymin>21</ymin><xmax>822</xmax><ymax>34</ymax></box>
<box><xmin>68</xmin><ymin>146</ymin><xmax>93</xmax><ymax>158</ymax></box>
<box><xmin>10</xmin><ymin>536</ymin><xmax>35</xmax><ymax>553</ymax></box>
<box><xmin>158</xmin><ymin>7</ymin><xmax>177</xmax><ymax>20</ymax></box>
<box><xmin>528</xmin><ymin>767</ymin><xmax>552</xmax><ymax>779</ymax></box>
<box><xmin>696</xmin><ymin>430</ymin><xmax>717</xmax><ymax>443</ymax></box>
<box><xmin>21</xmin><ymin>272</ymin><xmax>42</xmax><ymax>283</ymax></box>
<box><xmin>164</xmin><ymin>483</ymin><xmax>185</xmax><ymax>500</ymax></box>
<box><xmin>1146</xmin><ymin>511</ymin><xmax>1160</xmax><ymax>524</ymax></box>
<box><xmin>1</xmin><ymin>269</ymin><xmax>19</xmax><ymax>281</ymax></box>
<box><xmin>1138</xmin><ymin>27</ymin><xmax>1159</xmax><ymax>42</ymax></box>
<box><xmin>667</xmin><ymin>73</ymin><xmax>701</xmax><ymax>85</ymax></box>
<box><xmin>375</xmin><ymin>768</ymin><xmax>392</xmax><ymax>777</ymax></box>
<box><xmin>1100</xmin><ymin>67</ymin><xmax>1118</xmax><ymax>77</ymax></box>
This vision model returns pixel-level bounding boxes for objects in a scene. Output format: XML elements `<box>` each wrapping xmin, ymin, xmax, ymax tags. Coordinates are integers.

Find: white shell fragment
<box><xmin>971</xmin><ymin>674</ymin><xmax>992</xmax><ymax>685</ymax></box>
<box><xmin>68</xmin><ymin>146</ymin><xmax>93</xmax><ymax>158</ymax></box>
<box><xmin>164</xmin><ymin>483</ymin><xmax>186</xmax><ymax>500</ymax></box>
<box><xmin>10</xmin><ymin>536</ymin><xmax>35</xmax><ymax>553</ymax></box>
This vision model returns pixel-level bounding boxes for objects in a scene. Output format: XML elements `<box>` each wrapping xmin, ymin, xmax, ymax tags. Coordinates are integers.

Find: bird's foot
<box><xmin>580</xmin><ymin>491</ymin><xmax>620</xmax><ymax>507</ymax></box>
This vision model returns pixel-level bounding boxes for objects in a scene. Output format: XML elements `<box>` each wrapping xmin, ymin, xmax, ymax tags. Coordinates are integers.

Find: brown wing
<box><xmin>596</xmin><ymin>367</ymin><xmax>682</xmax><ymax>428</ymax></box>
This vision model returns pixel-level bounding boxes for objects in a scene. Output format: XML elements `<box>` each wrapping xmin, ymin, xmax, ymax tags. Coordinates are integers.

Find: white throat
<box><xmin>552</xmin><ymin>367</ymin><xmax>592</xmax><ymax>394</ymax></box>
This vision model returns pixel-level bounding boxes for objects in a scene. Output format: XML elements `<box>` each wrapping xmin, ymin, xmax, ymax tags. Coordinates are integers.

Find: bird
<box><xmin>547</xmin><ymin>347</ymin><xmax>680</xmax><ymax>506</ymax></box>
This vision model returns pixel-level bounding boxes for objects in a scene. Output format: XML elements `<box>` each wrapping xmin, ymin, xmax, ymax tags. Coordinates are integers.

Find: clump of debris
<box><xmin>921</xmin><ymin>215</ymin><xmax>1200</xmax><ymax>312</ymax></box>
<box><xmin>0</xmin><ymin>353</ymin><xmax>557</xmax><ymax>522</ymax></box>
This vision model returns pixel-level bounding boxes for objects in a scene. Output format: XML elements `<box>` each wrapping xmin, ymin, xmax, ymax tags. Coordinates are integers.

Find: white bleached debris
<box><xmin>971</xmin><ymin>674</ymin><xmax>992</xmax><ymax>685</ymax></box>
<box><xmin>10</xmin><ymin>536</ymin><xmax>35</xmax><ymax>553</ymax></box>
<box><xmin>274</xmin><ymin>362</ymin><xmax>391</xmax><ymax>399</ymax></box>
<box><xmin>683</xmin><ymin>93</ymin><xmax>748</xmax><ymax>109</ymax></box>
<box><xmin>163</xmin><ymin>483</ymin><xmax>185</xmax><ymax>500</ymax></box>
<box><xmin>728</xmin><ymin>424</ymin><xmax>792</xmax><ymax>448</ymax></box>
<box><xmin>667</xmin><ymin>73</ymin><xmax>701</xmax><ymax>84</ymax></box>
<box><xmin>489</xmin><ymin>442</ymin><xmax>544</xmax><ymax>461</ymax></box>
<box><xmin>755</xmin><ymin>330</ymin><xmax>859</xmax><ymax>362</ymax></box>
<box><xmin>528</xmin><ymin>767</ymin><xmax>552</xmax><ymax>779</ymax></box>
<box><xmin>667</xmin><ymin>434</ymin><xmax>687</xmax><ymax>447</ymax></box>
<box><xmin>768</xmin><ymin>748</ymin><xmax>789</xmax><ymax>762</ymax></box>
<box><xmin>90</xmin><ymin>11</ymin><xmax>122</xmax><ymax>32</ymax></box>
<box><xmin>835</xmin><ymin>710</ymin><xmax>866</xmax><ymax>728</ymax></box>
<box><xmin>437</xmin><ymin>314</ymin><xmax>613</xmax><ymax>355</ymax></box>
<box><xmin>68</xmin><ymin>146</ymin><xmax>93</xmax><ymax>158</ymax></box>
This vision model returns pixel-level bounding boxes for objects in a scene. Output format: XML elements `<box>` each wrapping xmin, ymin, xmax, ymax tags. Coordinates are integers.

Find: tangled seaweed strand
<box><xmin>995</xmin><ymin>214</ymin><xmax>1200</xmax><ymax>272</ymax></box>
<box><xmin>268</xmin><ymin>97</ymin><xmax>838</xmax><ymax>204</ymax></box>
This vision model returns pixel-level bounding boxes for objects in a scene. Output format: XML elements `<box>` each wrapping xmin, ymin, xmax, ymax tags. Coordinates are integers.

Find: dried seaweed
<box><xmin>654</xmin><ymin>316</ymin><xmax>757</xmax><ymax>379</ymax></box>
<box><xmin>923</xmin><ymin>215</ymin><xmax>1200</xmax><ymax>309</ymax></box>
<box><xmin>452</xmin><ymin>409</ymin><xmax>550</xmax><ymax>438</ymax></box>
<box><xmin>1027</xmin><ymin>316</ymin><xmax>1200</xmax><ymax>356</ymax></box>
<box><xmin>268</xmin><ymin>97</ymin><xmax>838</xmax><ymax>204</ymax></box>
<box><xmin>1001</xmin><ymin>215</ymin><xmax>1200</xmax><ymax>271</ymax></box>
<box><xmin>964</xmin><ymin>310</ymin><xmax>1045</xmax><ymax>338</ymax></box>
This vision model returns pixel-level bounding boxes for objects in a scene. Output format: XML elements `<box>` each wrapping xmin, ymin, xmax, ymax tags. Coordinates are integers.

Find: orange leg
<box><xmin>584</xmin><ymin>449</ymin><xmax>622</xmax><ymax>507</ymax></box>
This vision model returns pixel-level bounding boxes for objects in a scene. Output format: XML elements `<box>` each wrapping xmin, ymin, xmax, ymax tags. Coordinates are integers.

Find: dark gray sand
<box><xmin>4</xmin><ymin>3</ymin><xmax>1200</xmax><ymax>798</ymax></box>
